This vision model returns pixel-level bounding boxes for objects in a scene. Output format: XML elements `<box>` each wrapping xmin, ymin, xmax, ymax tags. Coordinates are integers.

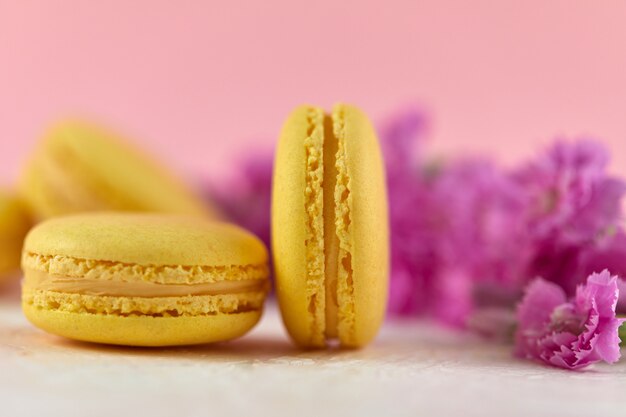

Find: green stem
<box><xmin>619</xmin><ymin>317</ymin><xmax>626</xmax><ymax>346</ymax></box>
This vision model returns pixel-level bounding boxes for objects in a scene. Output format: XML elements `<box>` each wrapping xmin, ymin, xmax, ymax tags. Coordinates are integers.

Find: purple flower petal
<box><xmin>517</xmin><ymin>279</ymin><xmax>567</xmax><ymax>331</ymax></box>
<box><xmin>515</xmin><ymin>271</ymin><xmax>624</xmax><ymax>370</ymax></box>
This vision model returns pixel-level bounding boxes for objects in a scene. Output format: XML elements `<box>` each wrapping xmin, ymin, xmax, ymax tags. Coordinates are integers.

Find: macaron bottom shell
<box><xmin>23</xmin><ymin>302</ymin><xmax>262</xmax><ymax>347</ymax></box>
<box><xmin>0</xmin><ymin>193</ymin><xmax>32</xmax><ymax>281</ymax></box>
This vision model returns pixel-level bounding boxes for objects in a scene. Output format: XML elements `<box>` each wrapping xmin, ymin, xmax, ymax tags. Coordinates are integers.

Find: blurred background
<box><xmin>1</xmin><ymin>0</ymin><xmax>626</xmax><ymax>184</ymax></box>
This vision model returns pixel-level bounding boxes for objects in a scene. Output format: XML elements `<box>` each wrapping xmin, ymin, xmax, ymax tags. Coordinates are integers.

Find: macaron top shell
<box><xmin>20</xmin><ymin>121</ymin><xmax>214</xmax><ymax>219</ymax></box>
<box><xmin>24</xmin><ymin>212</ymin><xmax>267</xmax><ymax>267</ymax></box>
<box><xmin>272</xmin><ymin>104</ymin><xmax>389</xmax><ymax>348</ymax></box>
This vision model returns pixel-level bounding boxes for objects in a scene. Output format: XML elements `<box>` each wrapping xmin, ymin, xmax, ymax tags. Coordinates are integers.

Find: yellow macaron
<box><xmin>22</xmin><ymin>213</ymin><xmax>269</xmax><ymax>346</ymax></box>
<box><xmin>20</xmin><ymin>121</ymin><xmax>215</xmax><ymax>220</ymax></box>
<box><xmin>0</xmin><ymin>191</ymin><xmax>32</xmax><ymax>282</ymax></box>
<box><xmin>272</xmin><ymin>103</ymin><xmax>389</xmax><ymax>348</ymax></box>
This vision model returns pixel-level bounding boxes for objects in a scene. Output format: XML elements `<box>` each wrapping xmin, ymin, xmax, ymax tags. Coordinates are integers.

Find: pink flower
<box><xmin>515</xmin><ymin>270</ymin><xmax>625</xmax><ymax>370</ymax></box>
<box><xmin>380</xmin><ymin>107</ymin><xmax>534</xmax><ymax>324</ymax></box>
<box><xmin>422</xmin><ymin>160</ymin><xmax>530</xmax><ymax>326</ymax></box>
<box><xmin>515</xmin><ymin>140</ymin><xmax>626</xmax><ymax>294</ymax></box>
<box><xmin>576</xmin><ymin>231</ymin><xmax>626</xmax><ymax>313</ymax></box>
<box><xmin>515</xmin><ymin>140</ymin><xmax>622</xmax><ymax>243</ymax></box>
<box><xmin>381</xmin><ymin>107</ymin><xmax>435</xmax><ymax>315</ymax></box>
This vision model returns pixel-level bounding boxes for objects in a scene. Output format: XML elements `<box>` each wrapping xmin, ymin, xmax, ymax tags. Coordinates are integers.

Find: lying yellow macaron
<box><xmin>0</xmin><ymin>191</ymin><xmax>32</xmax><ymax>283</ymax></box>
<box><xmin>272</xmin><ymin>104</ymin><xmax>389</xmax><ymax>348</ymax></box>
<box><xmin>22</xmin><ymin>213</ymin><xmax>269</xmax><ymax>346</ymax></box>
<box><xmin>20</xmin><ymin>121</ymin><xmax>215</xmax><ymax>220</ymax></box>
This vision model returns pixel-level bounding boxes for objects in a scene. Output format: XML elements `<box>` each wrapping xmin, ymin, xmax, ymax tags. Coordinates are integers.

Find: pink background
<box><xmin>1</xmin><ymin>1</ymin><xmax>626</xmax><ymax>185</ymax></box>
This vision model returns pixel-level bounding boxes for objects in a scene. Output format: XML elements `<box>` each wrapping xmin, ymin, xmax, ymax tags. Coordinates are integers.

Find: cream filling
<box><xmin>332</xmin><ymin>105</ymin><xmax>355</xmax><ymax>344</ymax></box>
<box><xmin>23</xmin><ymin>269</ymin><xmax>268</xmax><ymax>298</ymax></box>
<box><xmin>305</xmin><ymin>105</ymin><xmax>354</xmax><ymax>345</ymax></box>
<box><xmin>323</xmin><ymin>113</ymin><xmax>339</xmax><ymax>339</ymax></box>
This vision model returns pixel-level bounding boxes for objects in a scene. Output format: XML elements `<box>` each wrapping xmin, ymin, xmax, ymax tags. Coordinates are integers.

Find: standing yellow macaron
<box><xmin>272</xmin><ymin>104</ymin><xmax>389</xmax><ymax>348</ymax></box>
<box><xmin>0</xmin><ymin>191</ymin><xmax>32</xmax><ymax>282</ymax></box>
<box><xmin>22</xmin><ymin>213</ymin><xmax>269</xmax><ymax>346</ymax></box>
<box><xmin>20</xmin><ymin>121</ymin><xmax>215</xmax><ymax>220</ymax></box>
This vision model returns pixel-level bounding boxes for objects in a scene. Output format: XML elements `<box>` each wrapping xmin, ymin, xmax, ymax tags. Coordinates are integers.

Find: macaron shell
<box><xmin>23</xmin><ymin>303</ymin><xmax>261</xmax><ymax>347</ymax></box>
<box><xmin>338</xmin><ymin>104</ymin><xmax>389</xmax><ymax>346</ymax></box>
<box><xmin>24</xmin><ymin>213</ymin><xmax>267</xmax><ymax>267</ymax></box>
<box><xmin>20</xmin><ymin>121</ymin><xmax>215</xmax><ymax>220</ymax></box>
<box><xmin>272</xmin><ymin>105</ymin><xmax>323</xmax><ymax>347</ymax></box>
<box><xmin>19</xmin><ymin>150</ymin><xmax>97</xmax><ymax>218</ymax></box>
<box><xmin>0</xmin><ymin>192</ymin><xmax>32</xmax><ymax>279</ymax></box>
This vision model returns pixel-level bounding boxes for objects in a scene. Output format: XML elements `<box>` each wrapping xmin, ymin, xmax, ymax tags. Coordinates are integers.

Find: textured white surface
<box><xmin>1</xmin><ymin>291</ymin><xmax>626</xmax><ymax>417</ymax></box>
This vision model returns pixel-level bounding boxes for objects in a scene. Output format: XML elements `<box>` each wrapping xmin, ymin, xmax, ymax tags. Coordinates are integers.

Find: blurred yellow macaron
<box><xmin>22</xmin><ymin>213</ymin><xmax>269</xmax><ymax>346</ymax></box>
<box><xmin>0</xmin><ymin>191</ymin><xmax>32</xmax><ymax>282</ymax></box>
<box><xmin>20</xmin><ymin>121</ymin><xmax>215</xmax><ymax>220</ymax></box>
<box><xmin>272</xmin><ymin>103</ymin><xmax>389</xmax><ymax>349</ymax></box>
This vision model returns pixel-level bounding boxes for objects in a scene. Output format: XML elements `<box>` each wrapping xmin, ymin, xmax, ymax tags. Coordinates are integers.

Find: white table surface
<box><xmin>1</xmin><ymin>284</ymin><xmax>625</xmax><ymax>417</ymax></box>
